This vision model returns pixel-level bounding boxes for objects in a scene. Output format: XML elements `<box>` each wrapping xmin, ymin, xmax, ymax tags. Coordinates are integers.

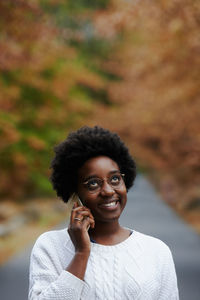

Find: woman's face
<box><xmin>77</xmin><ymin>156</ymin><xmax>127</xmax><ymax>223</ymax></box>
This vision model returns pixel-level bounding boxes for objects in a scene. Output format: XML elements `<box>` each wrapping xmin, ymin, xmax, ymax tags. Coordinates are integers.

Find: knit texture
<box><xmin>29</xmin><ymin>228</ymin><xmax>179</xmax><ymax>299</ymax></box>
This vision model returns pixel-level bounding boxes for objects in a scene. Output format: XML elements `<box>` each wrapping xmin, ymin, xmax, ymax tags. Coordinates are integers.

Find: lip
<box><xmin>98</xmin><ymin>199</ymin><xmax>120</xmax><ymax>210</ymax></box>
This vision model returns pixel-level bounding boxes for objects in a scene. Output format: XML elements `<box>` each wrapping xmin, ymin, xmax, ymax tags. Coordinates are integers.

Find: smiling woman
<box><xmin>77</xmin><ymin>156</ymin><xmax>127</xmax><ymax>226</ymax></box>
<box><xmin>28</xmin><ymin>126</ymin><xmax>179</xmax><ymax>300</ymax></box>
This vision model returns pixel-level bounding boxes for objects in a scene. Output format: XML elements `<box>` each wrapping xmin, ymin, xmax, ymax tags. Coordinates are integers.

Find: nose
<box><xmin>100</xmin><ymin>181</ymin><xmax>115</xmax><ymax>196</ymax></box>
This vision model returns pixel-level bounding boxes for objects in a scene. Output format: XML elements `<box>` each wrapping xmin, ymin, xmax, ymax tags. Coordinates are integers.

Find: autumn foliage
<box><xmin>0</xmin><ymin>0</ymin><xmax>109</xmax><ymax>198</ymax></box>
<box><xmin>90</xmin><ymin>0</ymin><xmax>200</xmax><ymax>210</ymax></box>
<box><xmin>0</xmin><ymin>0</ymin><xmax>200</xmax><ymax>212</ymax></box>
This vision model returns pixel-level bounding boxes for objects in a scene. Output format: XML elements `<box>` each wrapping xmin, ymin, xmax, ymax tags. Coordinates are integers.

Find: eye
<box><xmin>86</xmin><ymin>179</ymin><xmax>100</xmax><ymax>190</ymax></box>
<box><xmin>110</xmin><ymin>174</ymin><xmax>121</xmax><ymax>185</ymax></box>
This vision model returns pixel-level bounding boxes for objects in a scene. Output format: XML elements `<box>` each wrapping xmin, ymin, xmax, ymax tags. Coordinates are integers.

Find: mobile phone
<box><xmin>73</xmin><ymin>193</ymin><xmax>83</xmax><ymax>207</ymax></box>
<box><xmin>68</xmin><ymin>193</ymin><xmax>83</xmax><ymax>207</ymax></box>
<box><xmin>67</xmin><ymin>193</ymin><xmax>90</xmax><ymax>231</ymax></box>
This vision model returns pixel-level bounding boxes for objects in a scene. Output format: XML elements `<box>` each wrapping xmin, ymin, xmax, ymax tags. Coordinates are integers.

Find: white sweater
<box><xmin>29</xmin><ymin>228</ymin><xmax>179</xmax><ymax>299</ymax></box>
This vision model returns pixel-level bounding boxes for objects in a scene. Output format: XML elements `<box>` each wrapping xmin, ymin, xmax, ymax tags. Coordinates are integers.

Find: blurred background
<box><xmin>0</xmin><ymin>0</ymin><xmax>200</xmax><ymax>286</ymax></box>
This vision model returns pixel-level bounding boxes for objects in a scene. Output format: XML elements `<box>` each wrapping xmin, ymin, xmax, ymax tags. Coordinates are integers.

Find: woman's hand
<box><xmin>68</xmin><ymin>202</ymin><xmax>95</xmax><ymax>254</ymax></box>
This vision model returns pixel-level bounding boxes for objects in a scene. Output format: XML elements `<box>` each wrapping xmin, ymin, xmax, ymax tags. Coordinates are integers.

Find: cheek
<box><xmin>120</xmin><ymin>186</ymin><xmax>127</xmax><ymax>202</ymax></box>
<box><xmin>120</xmin><ymin>184</ymin><xmax>127</xmax><ymax>195</ymax></box>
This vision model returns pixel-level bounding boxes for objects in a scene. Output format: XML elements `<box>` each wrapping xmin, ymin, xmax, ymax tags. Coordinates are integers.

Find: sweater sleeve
<box><xmin>158</xmin><ymin>245</ymin><xmax>179</xmax><ymax>300</ymax></box>
<box><xmin>28</xmin><ymin>233</ymin><xmax>89</xmax><ymax>300</ymax></box>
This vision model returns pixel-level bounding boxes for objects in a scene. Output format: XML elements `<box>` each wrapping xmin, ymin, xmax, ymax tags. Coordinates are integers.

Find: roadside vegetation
<box><xmin>0</xmin><ymin>0</ymin><xmax>200</xmax><ymax>262</ymax></box>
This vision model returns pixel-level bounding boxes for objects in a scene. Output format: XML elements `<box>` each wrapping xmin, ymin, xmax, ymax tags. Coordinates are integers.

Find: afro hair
<box><xmin>50</xmin><ymin>126</ymin><xmax>136</xmax><ymax>202</ymax></box>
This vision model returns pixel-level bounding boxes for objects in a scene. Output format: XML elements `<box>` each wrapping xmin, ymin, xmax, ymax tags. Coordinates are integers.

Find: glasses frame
<box><xmin>82</xmin><ymin>173</ymin><xmax>125</xmax><ymax>194</ymax></box>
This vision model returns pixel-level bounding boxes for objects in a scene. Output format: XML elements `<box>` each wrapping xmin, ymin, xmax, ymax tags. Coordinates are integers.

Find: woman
<box><xmin>29</xmin><ymin>126</ymin><xmax>179</xmax><ymax>299</ymax></box>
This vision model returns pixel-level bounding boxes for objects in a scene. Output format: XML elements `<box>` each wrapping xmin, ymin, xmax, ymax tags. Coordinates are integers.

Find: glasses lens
<box><xmin>83</xmin><ymin>173</ymin><xmax>125</xmax><ymax>193</ymax></box>
<box><xmin>109</xmin><ymin>174</ymin><xmax>123</xmax><ymax>186</ymax></box>
<box><xmin>85</xmin><ymin>178</ymin><xmax>101</xmax><ymax>192</ymax></box>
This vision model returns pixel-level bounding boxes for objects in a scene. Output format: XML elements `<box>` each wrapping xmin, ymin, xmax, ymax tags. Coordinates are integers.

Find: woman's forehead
<box><xmin>78</xmin><ymin>156</ymin><xmax>120</xmax><ymax>179</ymax></box>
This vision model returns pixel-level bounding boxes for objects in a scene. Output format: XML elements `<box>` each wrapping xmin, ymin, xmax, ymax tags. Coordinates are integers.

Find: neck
<box><xmin>89</xmin><ymin>220</ymin><xmax>127</xmax><ymax>245</ymax></box>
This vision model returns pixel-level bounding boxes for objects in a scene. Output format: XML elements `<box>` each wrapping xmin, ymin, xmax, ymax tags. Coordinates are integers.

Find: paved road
<box><xmin>0</xmin><ymin>175</ymin><xmax>200</xmax><ymax>300</ymax></box>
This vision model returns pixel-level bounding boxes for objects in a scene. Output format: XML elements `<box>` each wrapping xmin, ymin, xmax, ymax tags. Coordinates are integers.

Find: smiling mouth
<box><xmin>99</xmin><ymin>200</ymin><xmax>119</xmax><ymax>208</ymax></box>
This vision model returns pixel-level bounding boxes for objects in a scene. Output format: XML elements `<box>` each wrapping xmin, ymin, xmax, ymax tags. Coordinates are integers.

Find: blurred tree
<box><xmin>90</xmin><ymin>0</ymin><xmax>200</xmax><ymax>209</ymax></box>
<box><xmin>0</xmin><ymin>0</ymin><xmax>199</xmax><ymax>213</ymax></box>
<box><xmin>0</xmin><ymin>0</ymin><xmax>113</xmax><ymax>200</ymax></box>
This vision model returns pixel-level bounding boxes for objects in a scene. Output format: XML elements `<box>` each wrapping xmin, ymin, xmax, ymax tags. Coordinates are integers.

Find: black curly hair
<box><xmin>50</xmin><ymin>126</ymin><xmax>136</xmax><ymax>202</ymax></box>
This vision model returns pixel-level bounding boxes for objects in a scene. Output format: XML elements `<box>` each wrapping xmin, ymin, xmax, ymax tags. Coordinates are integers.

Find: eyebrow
<box><xmin>83</xmin><ymin>170</ymin><xmax>120</xmax><ymax>182</ymax></box>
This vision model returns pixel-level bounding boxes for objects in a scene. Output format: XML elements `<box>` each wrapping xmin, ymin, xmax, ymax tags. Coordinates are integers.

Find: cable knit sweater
<box><xmin>29</xmin><ymin>228</ymin><xmax>179</xmax><ymax>300</ymax></box>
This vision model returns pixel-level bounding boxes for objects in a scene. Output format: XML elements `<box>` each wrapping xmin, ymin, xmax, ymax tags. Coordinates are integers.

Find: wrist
<box><xmin>75</xmin><ymin>250</ymin><xmax>90</xmax><ymax>259</ymax></box>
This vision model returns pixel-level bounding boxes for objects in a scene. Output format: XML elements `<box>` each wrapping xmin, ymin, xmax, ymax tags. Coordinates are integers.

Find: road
<box><xmin>0</xmin><ymin>175</ymin><xmax>200</xmax><ymax>299</ymax></box>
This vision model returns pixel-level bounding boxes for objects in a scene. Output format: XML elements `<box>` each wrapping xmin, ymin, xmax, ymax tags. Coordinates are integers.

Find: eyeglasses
<box><xmin>82</xmin><ymin>172</ymin><xmax>125</xmax><ymax>194</ymax></box>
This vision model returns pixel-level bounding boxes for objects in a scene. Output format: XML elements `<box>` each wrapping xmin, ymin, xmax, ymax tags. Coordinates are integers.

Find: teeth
<box><xmin>102</xmin><ymin>201</ymin><xmax>117</xmax><ymax>207</ymax></box>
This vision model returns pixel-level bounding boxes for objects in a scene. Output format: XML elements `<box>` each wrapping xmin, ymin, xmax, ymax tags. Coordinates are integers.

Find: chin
<box><xmin>94</xmin><ymin>212</ymin><xmax>121</xmax><ymax>223</ymax></box>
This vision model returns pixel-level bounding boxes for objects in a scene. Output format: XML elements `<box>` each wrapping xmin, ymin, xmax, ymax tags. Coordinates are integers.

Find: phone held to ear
<box><xmin>67</xmin><ymin>193</ymin><xmax>90</xmax><ymax>231</ymax></box>
<box><xmin>67</xmin><ymin>193</ymin><xmax>83</xmax><ymax>208</ymax></box>
<box><xmin>73</xmin><ymin>193</ymin><xmax>83</xmax><ymax>207</ymax></box>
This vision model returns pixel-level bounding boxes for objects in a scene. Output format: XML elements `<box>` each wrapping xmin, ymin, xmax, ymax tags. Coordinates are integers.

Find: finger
<box><xmin>74</xmin><ymin>210</ymin><xmax>92</xmax><ymax>220</ymax></box>
<box><xmin>73</xmin><ymin>213</ymin><xmax>94</xmax><ymax>229</ymax></box>
<box><xmin>75</xmin><ymin>207</ymin><xmax>94</xmax><ymax>220</ymax></box>
<box><xmin>70</xmin><ymin>204</ymin><xmax>76</xmax><ymax>223</ymax></box>
<box><xmin>72</xmin><ymin>215</ymin><xmax>92</xmax><ymax>227</ymax></box>
<box><xmin>82</xmin><ymin>215</ymin><xmax>95</xmax><ymax>228</ymax></box>
<box><xmin>87</xmin><ymin>216</ymin><xmax>95</xmax><ymax>230</ymax></box>
<box><xmin>73</xmin><ymin>216</ymin><xmax>83</xmax><ymax>223</ymax></box>
<box><xmin>82</xmin><ymin>217</ymin><xmax>91</xmax><ymax>231</ymax></box>
<box><xmin>71</xmin><ymin>206</ymin><xmax>94</xmax><ymax>228</ymax></box>
<box><xmin>87</xmin><ymin>217</ymin><xmax>95</xmax><ymax>229</ymax></box>
<box><xmin>70</xmin><ymin>202</ymin><xmax>84</xmax><ymax>218</ymax></box>
<box><xmin>71</xmin><ymin>207</ymin><xmax>85</xmax><ymax>219</ymax></box>
<box><xmin>70</xmin><ymin>202</ymin><xmax>82</xmax><ymax>223</ymax></box>
<box><xmin>72</xmin><ymin>207</ymin><xmax>93</xmax><ymax>219</ymax></box>
<box><xmin>72</xmin><ymin>206</ymin><xmax>90</xmax><ymax>213</ymax></box>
